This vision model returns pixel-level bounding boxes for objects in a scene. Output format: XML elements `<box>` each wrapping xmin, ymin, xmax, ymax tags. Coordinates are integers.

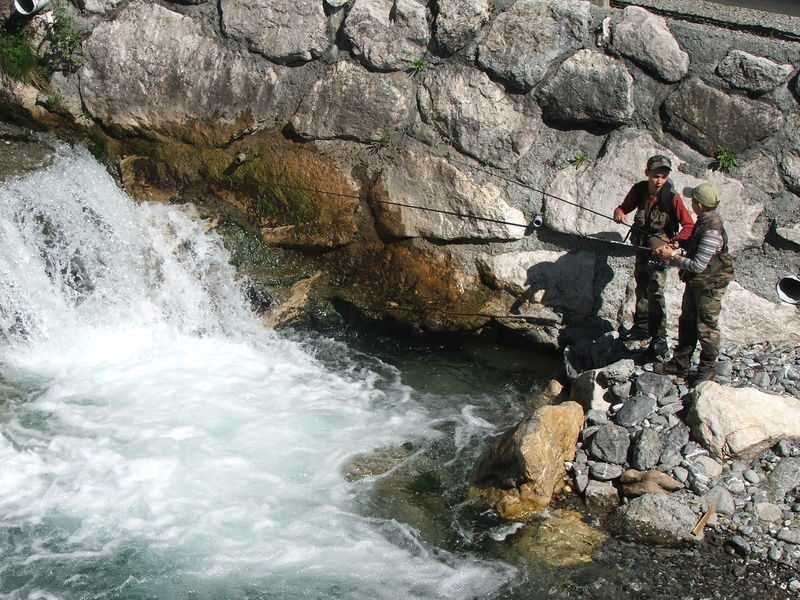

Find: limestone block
<box><xmin>716</xmin><ymin>50</ymin><xmax>794</xmax><ymax>95</ymax></box>
<box><xmin>477</xmin><ymin>0</ymin><xmax>590</xmax><ymax>90</ymax></box>
<box><xmin>688</xmin><ymin>382</ymin><xmax>800</xmax><ymax>460</ymax></box>
<box><xmin>435</xmin><ymin>0</ymin><xmax>490</xmax><ymax>55</ymax></box>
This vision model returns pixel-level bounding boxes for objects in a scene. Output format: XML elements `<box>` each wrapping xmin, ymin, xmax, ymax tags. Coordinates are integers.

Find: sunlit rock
<box><xmin>471</xmin><ymin>402</ymin><xmax>584</xmax><ymax>520</ymax></box>
<box><xmin>716</xmin><ymin>50</ymin><xmax>793</xmax><ymax>95</ymax></box>
<box><xmin>434</xmin><ymin>0</ymin><xmax>490</xmax><ymax>55</ymax></box>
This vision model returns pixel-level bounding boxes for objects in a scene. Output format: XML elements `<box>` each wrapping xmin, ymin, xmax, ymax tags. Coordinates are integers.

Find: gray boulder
<box><xmin>631</xmin><ymin>428</ymin><xmax>663</xmax><ymax>471</ymax></box>
<box><xmin>435</xmin><ymin>0</ymin><xmax>490</xmax><ymax>55</ymax></box>
<box><xmin>716</xmin><ymin>50</ymin><xmax>794</xmax><ymax>95</ymax></box>
<box><xmin>664</xmin><ymin>78</ymin><xmax>783</xmax><ymax>155</ymax></box>
<box><xmin>290</xmin><ymin>61</ymin><xmax>415</xmax><ymax>142</ymax></box>
<box><xmin>768</xmin><ymin>458</ymin><xmax>800</xmax><ymax>503</ymax></box>
<box><xmin>221</xmin><ymin>0</ymin><xmax>330</xmax><ymax>63</ymax></box>
<box><xmin>477</xmin><ymin>0</ymin><xmax>590</xmax><ymax>91</ymax></box>
<box><xmin>584</xmin><ymin>480</ymin><xmax>619</xmax><ymax>515</ymax></box>
<box><xmin>537</xmin><ymin>50</ymin><xmax>634</xmax><ymax>126</ymax></box>
<box><xmin>780</xmin><ymin>151</ymin><xmax>800</xmax><ymax>195</ymax></box>
<box><xmin>589</xmin><ymin>462</ymin><xmax>623</xmax><ymax>481</ymax></box>
<box><xmin>418</xmin><ymin>65</ymin><xmax>538</xmax><ymax>168</ymax></box>
<box><xmin>587</xmin><ymin>423</ymin><xmax>631</xmax><ymax>465</ymax></box>
<box><xmin>372</xmin><ymin>153</ymin><xmax>526</xmax><ymax>241</ymax></box>
<box><xmin>610</xmin><ymin>6</ymin><xmax>689</xmax><ymax>83</ymax></box>
<box><xmin>614</xmin><ymin>395</ymin><xmax>657</xmax><ymax>428</ymax></box>
<box><xmin>635</xmin><ymin>372</ymin><xmax>674</xmax><ymax>400</ymax></box>
<box><xmin>616</xmin><ymin>493</ymin><xmax>703</xmax><ymax>545</ymax></box>
<box><xmin>344</xmin><ymin>0</ymin><xmax>430</xmax><ymax>71</ymax></box>
<box><xmin>80</xmin><ymin>1</ymin><xmax>285</xmax><ymax>144</ymax></box>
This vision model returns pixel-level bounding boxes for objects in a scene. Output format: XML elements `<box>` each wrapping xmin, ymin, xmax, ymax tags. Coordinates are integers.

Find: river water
<box><xmin>0</xmin><ymin>144</ymin><xmax>555</xmax><ymax>599</ymax></box>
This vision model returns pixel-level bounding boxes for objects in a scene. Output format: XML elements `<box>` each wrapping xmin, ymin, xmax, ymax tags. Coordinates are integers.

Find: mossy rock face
<box><xmin>114</xmin><ymin>130</ymin><xmax>360</xmax><ymax>251</ymax></box>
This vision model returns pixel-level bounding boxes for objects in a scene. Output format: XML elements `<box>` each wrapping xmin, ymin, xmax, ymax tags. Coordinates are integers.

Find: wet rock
<box><xmin>514</xmin><ymin>509</ymin><xmax>607</xmax><ymax>568</ymax></box>
<box><xmin>434</xmin><ymin>0</ymin><xmax>489</xmax><ymax>54</ymax></box>
<box><xmin>590</xmin><ymin>462</ymin><xmax>623</xmax><ymax>481</ymax></box>
<box><xmin>614</xmin><ymin>395</ymin><xmax>657</xmax><ymax>428</ymax></box>
<box><xmin>222</xmin><ymin>0</ymin><xmax>330</xmax><ymax>63</ymax></box>
<box><xmin>616</xmin><ymin>493</ymin><xmax>703</xmax><ymax>545</ymax></box>
<box><xmin>291</xmin><ymin>61</ymin><xmax>415</xmax><ymax>142</ymax></box>
<box><xmin>477</xmin><ymin>0</ymin><xmax>590</xmax><ymax>91</ymax></box>
<box><xmin>727</xmin><ymin>535</ymin><xmax>751</xmax><ymax>556</ymax></box>
<box><xmin>537</xmin><ymin>50</ymin><xmax>634</xmax><ymax>126</ymax></box>
<box><xmin>587</xmin><ymin>423</ymin><xmax>631</xmax><ymax>465</ymax></box>
<box><xmin>688</xmin><ymin>381</ymin><xmax>800</xmax><ymax>460</ymax></box>
<box><xmin>631</xmin><ymin>428</ymin><xmax>663</xmax><ymax>471</ymax></box>
<box><xmin>341</xmin><ymin>443</ymin><xmax>414</xmax><ymax>481</ymax></box>
<box><xmin>418</xmin><ymin>64</ymin><xmax>538</xmax><ymax>168</ymax></box>
<box><xmin>716</xmin><ymin>50</ymin><xmax>793</xmax><ymax>95</ymax></box>
<box><xmin>343</xmin><ymin>0</ymin><xmax>430</xmax><ymax>71</ymax></box>
<box><xmin>373</xmin><ymin>152</ymin><xmax>525</xmax><ymax>241</ymax></box>
<box><xmin>663</xmin><ymin>78</ymin><xmax>783</xmax><ymax>155</ymax></box>
<box><xmin>703</xmin><ymin>485</ymin><xmax>735</xmax><ymax>516</ymax></box>
<box><xmin>620</xmin><ymin>469</ymin><xmax>681</xmax><ymax>497</ymax></box>
<box><xmin>584</xmin><ymin>480</ymin><xmax>619</xmax><ymax>515</ymax></box>
<box><xmin>471</xmin><ymin>402</ymin><xmax>584</xmax><ymax>520</ymax></box>
<box><xmin>609</xmin><ymin>6</ymin><xmax>689</xmax><ymax>83</ymax></box>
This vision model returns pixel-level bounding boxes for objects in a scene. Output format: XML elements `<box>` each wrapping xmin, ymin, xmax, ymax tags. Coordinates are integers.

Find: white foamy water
<box><xmin>0</xmin><ymin>146</ymin><xmax>514</xmax><ymax>599</ymax></box>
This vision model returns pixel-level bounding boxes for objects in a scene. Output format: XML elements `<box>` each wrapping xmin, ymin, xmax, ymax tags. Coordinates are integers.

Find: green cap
<box><xmin>647</xmin><ymin>154</ymin><xmax>672</xmax><ymax>171</ymax></box>
<box><xmin>692</xmin><ymin>182</ymin><xmax>719</xmax><ymax>208</ymax></box>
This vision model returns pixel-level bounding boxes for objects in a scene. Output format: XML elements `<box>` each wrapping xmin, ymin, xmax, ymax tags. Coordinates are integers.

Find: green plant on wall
<box><xmin>48</xmin><ymin>0</ymin><xmax>84</xmax><ymax>73</ymax></box>
<box><xmin>0</xmin><ymin>26</ymin><xmax>41</xmax><ymax>83</ymax></box>
<box><xmin>712</xmin><ymin>148</ymin><xmax>738</xmax><ymax>173</ymax></box>
<box><xmin>571</xmin><ymin>150</ymin><xmax>589</xmax><ymax>168</ymax></box>
<box><xmin>407</xmin><ymin>57</ymin><xmax>428</xmax><ymax>75</ymax></box>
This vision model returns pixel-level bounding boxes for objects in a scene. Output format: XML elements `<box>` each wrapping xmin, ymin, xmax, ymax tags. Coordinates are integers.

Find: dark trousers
<box><xmin>672</xmin><ymin>284</ymin><xmax>726</xmax><ymax>372</ymax></box>
<box><xmin>633</xmin><ymin>257</ymin><xmax>668</xmax><ymax>339</ymax></box>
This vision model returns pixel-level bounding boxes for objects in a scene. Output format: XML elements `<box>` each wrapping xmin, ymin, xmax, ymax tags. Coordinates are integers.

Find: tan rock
<box><xmin>262</xmin><ymin>272</ymin><xmax>321</xmax><ymax>329</ymax></box>
<box><xmin>620</xmin><ymin>469</ymin><xmax>682</xmax><ymax>497</ymax></box>
<box><xmin>688</xmin><ymin>381</ymin><xmax>800</xmax><ymax>460</ymax></box>
<box><xmin>515</xmin><ymin>509</ymin><xmax>607</xmax><ymax>567</ymax></box>
<box><xmin>471</xmin><ymin>401</ymin><xmax>584</xmax><ymax>520</ymax></box>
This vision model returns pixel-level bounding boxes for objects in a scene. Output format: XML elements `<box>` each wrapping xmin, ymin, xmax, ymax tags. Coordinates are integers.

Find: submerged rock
<box><xmin>514</xmin><ymin>509</ymin><xmax>607</xmax><ymax>567</ymax></box>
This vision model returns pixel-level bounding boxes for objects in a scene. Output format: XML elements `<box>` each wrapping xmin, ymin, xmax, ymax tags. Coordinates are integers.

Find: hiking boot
<box><xmin>653</xmin><ymin>359</ymin><xmax>689</xmax><ymax>378</ymax></box>
<box><xmin>642</xmin><ymin>337</ymin><xmax>669</xmax><ymax>362</ymax></box>
<box><xmin>620</xmin><ymin>327</ymin><xmax>650</xmax><ymax>342</ymax></box>
<box><xmin>690</xmin><ymin>367</ymin><xmax>716</xmax><ymax>387</ymax></box>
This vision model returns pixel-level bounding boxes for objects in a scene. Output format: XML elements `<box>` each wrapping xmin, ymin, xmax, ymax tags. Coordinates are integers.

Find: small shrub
<box><xmin>407</xmin><ymin>57</ymin><xmax>428</xmax><ymax>75</ymax></box>
<box><xmin>48</xmin><ymin>0</ymin><xmax>84</xmax><ymax>72</ymax></box>
<box><xmin>571</xmin><ymin>150</ymin><xmax>589</xmax><ymax>168</ymax></box>
<box><xmin>368</xmin><ymin>133</ymin><xmax>391</xmax><ymax>154</ymax></box>
<box><xmin>0</xmin><ymin>27</ymin><xmax>40</xmax><ymax>82</ymax></box>
<box><xmin>713</xmin><ymin>148</ymin><xmax>738</xmax><ymax>173</ymax></box>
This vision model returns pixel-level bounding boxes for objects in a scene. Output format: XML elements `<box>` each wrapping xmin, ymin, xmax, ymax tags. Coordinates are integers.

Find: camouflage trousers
<box><xmin>633</xmin><ymin>257</ymin><xmax>668</xmax><ymax>339</ymax></box>
<box><xmin>672</xmin><ymin>284</ymin><xmax>727</xmax><ymax>371</ymax></box>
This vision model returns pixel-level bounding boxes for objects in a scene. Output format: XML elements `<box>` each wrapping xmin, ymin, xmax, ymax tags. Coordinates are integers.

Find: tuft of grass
<box><xmin>407</xmin><ymin>57</ymin><xmax>428</xmax><ymax>75</ymax></box>
<box><xmin>713</xmin><ymin>148</ymin><xmax>738</xmax><ymax>173</ymax></box>
<box><xmin>368</xmin><ymin>133</ymin><xmax>391</xmax><ymax>154</ymax></box>
<box><xmin>571</xmin><ymin>150</ymin><xmax>588</xmax><ymax>168</ymax></box>
<box><xmin>0</xmin><ymin>27</ymin><xmax>41</xmax><ymax>83</ymax></box>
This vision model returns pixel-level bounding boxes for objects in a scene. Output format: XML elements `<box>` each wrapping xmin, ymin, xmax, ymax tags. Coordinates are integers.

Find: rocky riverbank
<box><xmin>566</xmin><ymin>337</ymin><xmax>800</xmax><ymax>589</ymax></box>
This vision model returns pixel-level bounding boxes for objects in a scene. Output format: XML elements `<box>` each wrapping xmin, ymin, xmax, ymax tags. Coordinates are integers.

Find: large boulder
<box><xmin>418</xmin><ymin>65</ymin><xmax>538</xmax><ymax>168</ymax></box>
<box><xmin>610</xmin><ymin>6</ymin><xmax>689</xmax><ymax>83</ymax></box>
<box><xmin>221</xmin><ymin>0</ymin><xmax>330</xmax><ymax>63</ymax></box>
<box><xmin>290</xmin><ymin>61</ymin><xmax>415</xmax><ymax>142</ymax></box>
<box><xmin>475</xmin><ymin>249</ymin><xmax>596</xmax><ymax>323</ymax></box>
<box><xmin>664</xmin><ymin>78</ymin><xmax>783</xmax><ymax>155</ymax></box>
<box><xmin>80</xmin><ymin>1</ymin><xmax>285</xmax><ymax>145</ymax></box>
<box><xmin>537</xmin><ymin>50</ymin><xmax>634</xmax><ymax>126</ymax></box>
<box><xmin>716</xmin><ymin>50</ymin><xmax>794</xmax><ymax>95</ymax></box>
<box><xmin>343</xmin><ymin>0</ymin><xmax>430</xmax><ymax>71</ymax></box>
<box><xmin>544</xmin><ymin>129</ymin><xmax>763</xmax><ymax>252</ymax></box>
<box><xmin>371</xmin><ymin>153</ymin><xmax>526</xmax><ymax>241</ymax></box>
<box><xmin>476</xmin><ymin>0</ymin><xmax>590</xmax><ymax>91</ymax></box>
<box><xmin>471</xmin><ymin>402</ymin><xmax>584</xmax><ymax>520</ymax></box>
<box><xmin>718</xmin><ymin>283</ymin><xmax>800</xmax><ymax>345</ymax></box>
<box><xmin>615</xmin><ymin>492</ymin><xmax>703</xmax><ymax>545</ymax></box>
<box><xmin>688</xmin><ymin>381</ymin><xmax>800</xmax><ymax>460</ymax></box>
<box><xmin>434</xmin><ymin>0</ymin><xmax>490</xmax><ymax>55</ymax></box>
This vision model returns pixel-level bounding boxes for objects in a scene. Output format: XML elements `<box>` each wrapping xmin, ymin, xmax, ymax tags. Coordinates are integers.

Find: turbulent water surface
<box><xmin>0</xmin><ymin>146</ymin><xmax>554</xmax><ymax>599</ymax></box>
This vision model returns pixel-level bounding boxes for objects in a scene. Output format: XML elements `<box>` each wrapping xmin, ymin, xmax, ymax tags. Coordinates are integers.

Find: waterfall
<box><xmin>0</xmin><ymin>145</ymin><xmax>513</xmax><ymax>599</ymax></box>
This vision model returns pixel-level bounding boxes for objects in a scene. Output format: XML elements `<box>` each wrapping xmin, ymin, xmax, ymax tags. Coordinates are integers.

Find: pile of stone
<box><xmin>568</xmin><ymin>343</ymin><xmax>800</xmax><ymax>580</ymax></box>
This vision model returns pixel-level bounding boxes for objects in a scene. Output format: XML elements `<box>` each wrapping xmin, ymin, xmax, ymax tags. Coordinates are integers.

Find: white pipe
<box><xmin>14</xmin><ymin>0</ymin><xmax>51</xmax><ymax>15</ymax></box>
<box><xmin>777</xmin><ymin>275</ymin><xmax>800</xmax><ymax>304</ymax></box>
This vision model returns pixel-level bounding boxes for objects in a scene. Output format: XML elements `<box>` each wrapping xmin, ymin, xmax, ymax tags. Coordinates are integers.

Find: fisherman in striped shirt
<box><xmin>653</xmin><ymin>182</ymin><xmax>734</xmax><ymax>384</ymax></box>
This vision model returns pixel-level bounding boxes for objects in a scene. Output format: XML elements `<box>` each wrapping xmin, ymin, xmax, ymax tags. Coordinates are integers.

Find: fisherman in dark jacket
<box><xmin>653</xmin><ymin>182</ymin><xmax>734</xmax><ymax>383</ymax></box>
<box><xmin>613</xmin><ymin>155</ymin><xmax>694</xmax><ymax>360</ymax></box>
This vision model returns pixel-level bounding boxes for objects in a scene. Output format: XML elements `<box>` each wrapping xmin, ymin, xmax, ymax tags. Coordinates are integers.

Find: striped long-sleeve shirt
<box><xmin>672</xmin><ymin>229</ymin><xmax>724</xmax><ymax>273</ymax></box>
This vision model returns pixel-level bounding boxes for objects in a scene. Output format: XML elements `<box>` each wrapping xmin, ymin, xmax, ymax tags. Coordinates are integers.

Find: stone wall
<box><xmin>4</xmin><ymin>0</ymin><xmax>800</xmax><ymax>346</ymax></box>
